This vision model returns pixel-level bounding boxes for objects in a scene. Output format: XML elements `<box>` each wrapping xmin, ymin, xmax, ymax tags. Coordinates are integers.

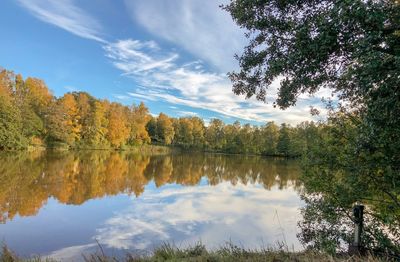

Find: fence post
<box><xmin>348</xmin><ymin>205</ymin><xmax>364</xmax><ymax>255</ymax></box>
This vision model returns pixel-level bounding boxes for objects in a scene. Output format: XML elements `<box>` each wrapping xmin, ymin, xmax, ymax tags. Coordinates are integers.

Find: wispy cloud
<box><xmin>104</xmin><ymin>39</ymin><xmax>327</xmax><ymax>125</ymax></box>
<box><xmin>124</xmin><ymin>0</ymin><xmax>246</xmax><ymax>73</ymax></box>
<box><xmin>64</xmin><ymin>85</ymin><xmax>80</xmax><ymax>92</ymax></box>
<box><xmin>104</xmin><ymin>40</ymin><xmax>178</xmax><ymax>75</ymax></box>
<box><xmin>17</xmin><ymin>0</ymin><xmax>106</xmax><ymax>43</ymax></box>
<box><xmin>176</xmin><ymin>111</ymin><xmax>198</xmax><ymax>117</ymax></box>
<box><xmin>113</xmin><ymin>94</ymin><xmax>130</xmax><ymax>100</ymax></box>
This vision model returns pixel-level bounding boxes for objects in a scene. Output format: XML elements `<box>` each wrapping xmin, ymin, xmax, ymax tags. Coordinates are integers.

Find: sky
<box><xmin>0</xmin><ymin>0</ymin><xmax>331</xmax><ymax>125</ymax></box>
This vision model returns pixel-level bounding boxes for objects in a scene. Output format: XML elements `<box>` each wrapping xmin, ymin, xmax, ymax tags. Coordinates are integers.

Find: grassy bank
<box><xmin>1</xmin><ymin>243</ymin><xmax>387</xmax><ymax>262</ymax></box>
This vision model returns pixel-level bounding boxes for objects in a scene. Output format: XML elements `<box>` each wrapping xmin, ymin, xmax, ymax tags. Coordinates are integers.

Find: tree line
<box><xmin>0</xmin><ymin>67</ymin><xmax>320</xmax><ymax>157</ymax></box>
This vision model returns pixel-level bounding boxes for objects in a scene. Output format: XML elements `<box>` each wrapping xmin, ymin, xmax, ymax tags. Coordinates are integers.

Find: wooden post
<box><xmin>348</xmin><ymin>205</ymin><xmax>364</xmax><ymax>255</ymax></box>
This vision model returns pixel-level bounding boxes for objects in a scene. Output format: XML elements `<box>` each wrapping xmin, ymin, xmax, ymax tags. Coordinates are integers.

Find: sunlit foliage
<box><xmin>1</xmin><ymin>67</ymin><xmax>324</xmax><ymax>156</ymax></box>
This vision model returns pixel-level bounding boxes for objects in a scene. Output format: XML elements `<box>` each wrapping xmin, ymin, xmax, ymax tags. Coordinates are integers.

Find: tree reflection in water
<box><xmin>0</xmin><ymin>151</ymin><xmax>301</xmax><ymax>223</ymax></box>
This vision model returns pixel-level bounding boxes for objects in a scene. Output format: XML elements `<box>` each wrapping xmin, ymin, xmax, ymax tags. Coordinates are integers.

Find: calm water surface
<box><xmin>0</xmin><ymin>151</ymin><xmax>303</xmax><ymax>260</ymax></box>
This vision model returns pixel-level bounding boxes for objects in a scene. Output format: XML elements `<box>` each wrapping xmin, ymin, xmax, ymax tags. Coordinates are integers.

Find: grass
<box><xmin>1</xmin><ymin>243</ymin><xmax>389</xmax><ymax>262</ymax></box>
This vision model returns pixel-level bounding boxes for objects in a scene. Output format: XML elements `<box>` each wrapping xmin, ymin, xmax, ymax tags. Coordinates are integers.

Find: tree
<box><xmin>84</xmin><ymin>100</ymin><xmax>109</xmax><ymax>147</ymax></box>
<box><xmin>223</xmin><ymin>121</ymin><xmax>241</xmax><ymax>153</ymax></box>
<box><xmin>24</xmin><ymin>77</ymin><xmax>53</xmax><ymax>145</ymax></box>
<box><xmin>276</xmin><ymin>124</ymin><xmax>291</xmax><ymax>156</ymax></box>
<box><xmin>223</xmin><ymin>0</ymin><xmax>399</xmax><ymax>108</ymax></box>
<box><xmin>173</xmin><ymin>118</ymin><xmax>194</xmax><ymax>147</ymax></box>
<box><xmin>225</xmin><ymin>0</ymin><xmax>400</xmax><ymax>253</ymax></box>
<box><xmin>57</xmin><ymin>93</ymin><xmax>81</xmax><ymax>145</ymax></box>
<box><xmin>128</xmin><ymin>102</ymin><xmax>151</xmax><ymax>146</ymax></box>
<box><xmin>205</xmin><ymin>118</ymin><xmax>225</xmax><ymax>150</ymax></box>
<box><xmin>13</xmin><ymin>75</ymin><xmax>44</xmax><ymax>142</ymax></box>
<box><xmin>156</xmin><ymin>113</ymin><xmax>174</xmax><ymax>145</ymax></box>
<box><xmin>75</xmin><ymin>92</ymin><xmax>92</xmax><ymax>143</ymax></box>
<box><xmin>0</xmin><ymin>70</ymin><xmax>26</xmax><ymax>149</ymax></box>
<box><xmin>261</xmin><ymin>122</ymin><xmax>279</xmax><ymax>155</ymax></box>
<box><xmin>146</xmin><ymin>117</ymin><xmax>158</xmax><ymax>143</ymax></box>
<box><xmin>237</xmin><ymin>123</ymin><xmax>253</xmax><ymax>154</ymax></box>
<box><xmin>46</xmin><ymin>100</ymin><xmax>70</xmax><ymax>146</ymax></box>
<box><xmin>190</xmin><ymin>117</ymin><xmax>205</xmax><ymax>148</ymax></box>
<box><xmin>107</xmin><ymin>103</ymin><xmax>130</xmax><ymax>148</ymax></box>
<box><xmin>24</xmin><ymin>77</ymin><xmax>52</xmax><ymax>115</ymax></box>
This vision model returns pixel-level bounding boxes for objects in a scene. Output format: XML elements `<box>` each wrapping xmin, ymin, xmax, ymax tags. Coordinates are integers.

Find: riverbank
<box><xmin>0</xmin><ymin>243</ymin><xmax>386</xmax><ymax>262</ymax></box>
<box><xmin>1</xmin><ymin>144</ymin><xmax>176</xmax><ymax>154</ymax></box>
<box><xmin>1</xmin><ymin>144</ymin><xmax>301</xmax><ymax>158</ymax></box>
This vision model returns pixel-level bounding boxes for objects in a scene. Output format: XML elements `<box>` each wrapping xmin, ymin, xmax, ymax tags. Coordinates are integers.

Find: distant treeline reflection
<box><xmin>0</xmin><ymin>151</ymin><xmax>300</xmax><ymax>223</ymax></box>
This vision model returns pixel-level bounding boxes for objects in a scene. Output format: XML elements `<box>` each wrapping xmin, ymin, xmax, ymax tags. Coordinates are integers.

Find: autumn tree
<box><xmin>58</xmin><ymin>93</ymin><xmax>81</xmax><ymax>145</ymax></box>
<box><xmin>75</xmin><ymin>92</ymin><xmax>92</xmax><ymax>144</ymax></box>
<box><xmin>190</xmin><ymin>117</ymin><xmax>205</xmax><ymax>148</ymax></box>
<box><xmin>128</xmin><ymin>102</ymin><xmax>151</xmax><ymax>146</ymax></box>
<box><xmin>24</xmin><ymin>77</ymin><xmax>52</xmax><ymax>115</ymax></box>
<box><xmin>85</xmin><ymin>100</ymin><xmax>109</xmax><ymax>147</ymax></box>
<box><xmin>173</xmin><ymin>118</ymin><xmax>194</xmax><ymax>147</ymax></box>
<box><xmin>107</xmin><ymin>103</ymin><xmax>130</xmax><ymax>148</ymax></box>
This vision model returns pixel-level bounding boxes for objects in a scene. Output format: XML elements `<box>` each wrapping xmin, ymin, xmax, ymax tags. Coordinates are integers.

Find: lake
<box><xmin>0</xmin><ymin>150</ymin><xmax>303</xmax><ymax>260</ymax></box>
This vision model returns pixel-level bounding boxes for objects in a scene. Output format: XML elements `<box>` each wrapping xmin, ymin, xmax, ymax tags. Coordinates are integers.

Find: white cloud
<box><xmin>176</xmin><ymin>111</ymin><xmax>198</xmax><ymax>117</ymax></box>
<box><xmin>104</xmin><ymin>38</ymin><xmax>327</xmax><ymax>125</ymax></box>
<box><xmin>64</xmin><ymin>85</ymin><xmax>80</xmax><ymax>92</ymax></box>
<box><xmin>94</xmin><ymin>182</ymin><xmax>303</xmax><ymax>251</ymax></box>
<box><xmin>124</xmin><ymin>0</ymin><xmax>246</xmax><ymax>72</ymax></box>
<box><xmin>17</xmin><ymin>0</ymin><xmax>106</xmax><ymax>43</ymax></box>
<box><xmin>128</xmin><ymin>92</ymin><xmax>157</xmax><ymax>101</ymax></box>
<box><xmin>113</xmin><ymin>94</ymin><xmax>130</xmax><ymax>100</ymax></box>
<box><xmin>104</xmin><ymin>40</ymin><xmax>178</xmax><ymax>75</ymax></box>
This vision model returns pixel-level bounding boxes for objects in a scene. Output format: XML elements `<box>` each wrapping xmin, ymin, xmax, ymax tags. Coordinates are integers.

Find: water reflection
<box><xmin>0</xmin><ymin>151</ymin><xmax>301</xmax><ymax>223</ymax></box>
<box><xmin>0</xmin><ymin>151</ymin><xmax>302</xmax><ymax>259</ymax></box>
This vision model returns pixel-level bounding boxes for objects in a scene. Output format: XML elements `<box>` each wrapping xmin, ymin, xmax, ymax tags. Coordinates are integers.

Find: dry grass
<box><xmin>1</xmin><ymin>243</ymin><xmax>390</xmax><ymax>262</ymax></box>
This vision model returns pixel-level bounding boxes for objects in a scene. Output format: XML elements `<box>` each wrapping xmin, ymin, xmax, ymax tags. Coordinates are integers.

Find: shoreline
<box><xmin>1</xmin><ymin>243</ymin><xmax>386</xmax><ymax>262</ymax></box>
<box><xmin>0</xmin><ymin>144</ymin><xmax>301</xmax><ymax>158</ymax></box>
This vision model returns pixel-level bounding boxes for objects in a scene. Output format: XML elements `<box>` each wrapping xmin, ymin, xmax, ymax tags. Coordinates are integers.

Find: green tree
<box><xmin>261</xmin><ymin>122</ymin><xmax>279</xmax><ymax>155</ymax></box>
<box><xmin>146</xmin><ymin>117</ymin><xmax>158</xmax><ymax>143</ymax></box>
<box><xmin>225</xmin><ymin>0</ymin><xmax>400</xmax><ymax>252</ymax></box>
<box><xmin>156</xmin><ymin>113</ymin><xmax>174</xmax><ymax>145</ymax></box>
<box><xmin>0</xmin><ymin>70</ymin><xmax>26</xmax><ymax>149</ymax></box>
<box><xmin>205</xmin><ymin>119</ymin><xmax>225</xmax><ymax>150</ymax></box>
<box><xmin>223</xmin><ymin>121</ymin><xmax>241</xmax><ymax>153</ymax></box>
<box><xmin>276</xmin><ymin>124</ymin><xmax>291</xmax><ymax>156</ymax></box>
<box><xmin>13</xmin><ymin>75</ymin><xmax>45</xmax><ymax>143</ymax></box>
<box><xmin>237</xmin><ymin>123</ymin><xmax>253</xmax><ymax>154</ymax></box>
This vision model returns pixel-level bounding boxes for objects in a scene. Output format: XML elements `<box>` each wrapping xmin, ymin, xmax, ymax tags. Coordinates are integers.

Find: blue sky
<box><xmin>0</xmin><ymin>0</ymin><xmax>330</xmax><ymax>125</ymax></box>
